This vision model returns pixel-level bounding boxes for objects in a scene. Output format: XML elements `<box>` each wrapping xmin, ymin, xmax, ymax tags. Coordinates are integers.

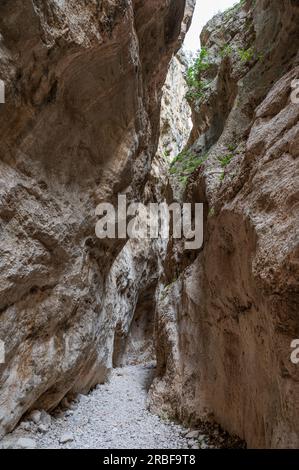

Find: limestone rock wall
<box><xmin>0</xmin><ymin>0</ymin><xmax>194</xmax><ymax>437</ymax></box>
<box><xmin>149</xmin><ymin>0</ymin><xmax>299</xmax><ymax>449</ymax></box>
<box><xmin>102</xmin><ymin>47</ymin><xmax>195</xmax><ymax>369</ymax></box>
<box><xmin>156</xmin><ymin>52</ymin><xmax>192</xmax><ymax>162</ymax></box>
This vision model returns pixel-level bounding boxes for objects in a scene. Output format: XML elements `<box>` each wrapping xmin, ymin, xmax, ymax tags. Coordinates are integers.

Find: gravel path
<box><xmin>41</xmin><ymin>364</ymin><xmax>191</xmax><ymax>449</ymax></box>
<box><xmin>3</xmin><ymin>364</ymin><xmax>198</xmax><ymax>449</ymax></box>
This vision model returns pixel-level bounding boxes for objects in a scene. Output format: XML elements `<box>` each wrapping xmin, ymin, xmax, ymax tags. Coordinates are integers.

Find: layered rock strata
<box><xmin>149</xmin><ymin>0</ymin><xmax>299</xmax><ymax>449</ymax></box>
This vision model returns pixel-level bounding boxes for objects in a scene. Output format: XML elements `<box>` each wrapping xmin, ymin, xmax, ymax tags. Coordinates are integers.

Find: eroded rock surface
<box><xmin>1</xmin><ymin>0</ymin><xmax>298</xmax><ymax>450</ymax></box>
<box><xmin>149</xmin><ymin>0</ymin><xmax>299</xmax><ymax>449</ymax></box>
<box><xmin>0</xmin><ymin>0</ymin><xmax>194</xmax><ymax>437</ymax></box>
<box><xmin>156</xmin><ymin>52</ymin><xmax>192</xmax><ymax>162</ymax></box>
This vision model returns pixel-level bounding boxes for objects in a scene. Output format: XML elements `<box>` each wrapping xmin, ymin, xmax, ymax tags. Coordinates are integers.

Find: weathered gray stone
<box><xmin>16</xmin><ymin>438</ymin><xmax>37</xmax><ymax>449</ymax></box>
<box><xmin>59</xmin><ymin>432</ymin><xmax>74</xmax><ymax>444</ymax></box>
<box><xmin>185</xmin><ymin>430</ymin><xmax>200</xmax><ymax>439</ymax></box>
<box><xmin>29</xmin><ymin>410</ymin><xmax>41</xmax><ymax>425</ymax></box>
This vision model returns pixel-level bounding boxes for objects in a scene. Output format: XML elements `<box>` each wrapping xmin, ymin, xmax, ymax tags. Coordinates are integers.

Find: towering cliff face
<box><xmin>0</xmin><ymin>0</ymin><xmax>195</xmax><ymax>437</ymax></box>
<box><xmin>149</xmin><ymin>0</ymin><xmax>299</xmax><ymax>449</ymax></box>
<box><xmin>1</xmin><ymin>0</ymin><xmax>298</xmax><ymax>450</ymax></box>
<box><xmin>104</xmin><ymin>51</ymin><xmax>194</xmax><ymax>370</ymax></box>
<box><xmin>156</xmin><ymin>52</ymin><xmax>192</xmax><ymax>162</ymax></box>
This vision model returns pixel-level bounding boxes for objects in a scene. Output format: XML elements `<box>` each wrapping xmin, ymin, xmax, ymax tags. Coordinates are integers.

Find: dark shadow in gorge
<box><xmin>112</xmin><ymin>282</ymin><xmax>157</xmax><ymax>392</ymax></box>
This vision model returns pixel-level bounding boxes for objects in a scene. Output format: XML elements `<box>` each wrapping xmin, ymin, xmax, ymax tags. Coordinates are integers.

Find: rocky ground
<box><xmin>0</xmin><ymin>364</ymin><xmax>243</xmax><ymax>449</ymax></box>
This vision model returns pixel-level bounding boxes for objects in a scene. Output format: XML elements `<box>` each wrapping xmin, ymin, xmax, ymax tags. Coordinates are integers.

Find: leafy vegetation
<box><xmin>220</xmin><ymin>44</ymin><xmax>233</xmax><ymax>58</ymax></box>
<box><xmin>238</xmin><ymin>47</ymin><xmax>255</xmax><ymax>63</ymax></box>
<box><xmin>170</xmin><ymin>150</ymin><xmax>207</xmax><ymax>174</ymax></box>
<box><xmin>217</xmin><ymin>144</ymin><xmax>240</xmax><ymax>182</ymax></box>
<box><xmin>227</xmin><ymin>143</ymin><xmax>237</xmax><ymax>152</ymax></box>
<box><xmin>208</xmin><ymin>207</ymin><xmax>215</xmax><ymax>217</ymax></box>
<box><xmin>219</xmin><ymin>45</ymin><xmax>260</xmax><ymax>66</ymax></box>
<box><xmin>162</xmin><ymin>149</ymin><xmax>170</xmax><ymax>160</ymax></box>
<box><xmin>160</xmin><ymin>278</ymin><xmax>179</xmax><ymax>299</ymax></box>
<box><xmin>170</xmin><ymin>150</ymin><xmax>208</xmax><ymax>187</ymax></box>
<box><xmin>218</xmin><ymin>153</ymin><xmax>234</xmax><ymax>168</ymax></box>
<box><xmin>178</xmin><ymin>175</ymin><xmax>188</xmax><ymax>186</ymax></box>
<box><xmin>185</xmin><ymin>48</ymin><xmax>212</xmax><ymax>102</ymax></box>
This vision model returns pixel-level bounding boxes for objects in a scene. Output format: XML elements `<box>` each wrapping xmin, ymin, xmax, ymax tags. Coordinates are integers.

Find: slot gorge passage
<box><xmin>0</xmin><ymin>0</ymin><xmax>298</xmax><ymax>451</ymax></box>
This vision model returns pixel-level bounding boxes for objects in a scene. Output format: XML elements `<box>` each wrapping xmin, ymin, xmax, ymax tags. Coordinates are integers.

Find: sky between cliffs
<box><xmin>184</xmin><ymin>0</ymin><xmax>237</xmax><ymax>51</ymax></box>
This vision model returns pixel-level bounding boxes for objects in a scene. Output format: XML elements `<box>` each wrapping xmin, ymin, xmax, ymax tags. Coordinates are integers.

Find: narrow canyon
<box><xmin>0</xmin><ymin>0</ymin><xmax>298</xmax><ymax>450</ymax></box>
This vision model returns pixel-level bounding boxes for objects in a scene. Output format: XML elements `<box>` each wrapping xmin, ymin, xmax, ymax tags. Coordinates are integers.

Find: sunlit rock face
<box><xmin>156</xmin><ymin>52</ymin><xmax>192</xmax><ymax>162</ymax></box>
<box><xmin>149</xmin><ymin>0</ymin><xmax>299</xmax><ymax>448</ymax></box>
<box><xmin>0</xmin><ymin>0</ymin><xmax>195</xmax><ymax>437</ymax></box>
